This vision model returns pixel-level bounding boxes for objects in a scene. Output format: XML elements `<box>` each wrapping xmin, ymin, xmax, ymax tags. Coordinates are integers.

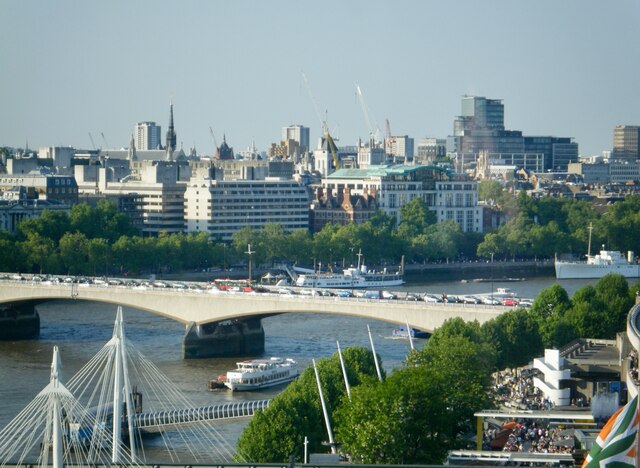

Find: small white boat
<box><xmin>223</xmin><ymin>357</ymin><xmax>299</xmax><ymax>391</ymax></box>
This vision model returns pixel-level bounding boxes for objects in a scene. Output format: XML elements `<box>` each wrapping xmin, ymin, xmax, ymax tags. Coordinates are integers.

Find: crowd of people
<box><xmin>492</xmin><ymin>368</ymin><xmax>555</xmax><ymax>411</ymax></box>
<box><xmin>501</xmin><ymin>421</ymin><xmax>574</xmax><ymax>454</ymax></box>
<box><xmin>485</xmin><ymin>368</ymin><xmax>576</xmax><ymax>455</ymax></box>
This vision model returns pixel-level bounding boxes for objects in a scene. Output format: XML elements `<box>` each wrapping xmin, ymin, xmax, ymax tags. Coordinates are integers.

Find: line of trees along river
<box><xmin>3</xmin><ymin>192</ymin><xmax>640</xmax><ymax>277</ymax></box>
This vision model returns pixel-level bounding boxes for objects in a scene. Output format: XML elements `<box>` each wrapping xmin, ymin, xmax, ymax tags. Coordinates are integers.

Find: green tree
<box><xmin>87</xmin><ymin>238</ymin><xmax>111</xmax><ymax>276</ymax></box>
<box><xmin>594</xmin><ymin>274</ymin><xmax>633</xmax><ymax>336</ymax></box>
<box><xmin>336</xmin><ymin>333</ymin><xmax>493</xmax><ymax>465</ymax></box>
<box><xmin>477</xmin><ymin>180</ymin><xmax>504</xmax><ymax>204</ymax></box>
<box><xmin>398</xmin><ymin>197</ymin><xmax>436</xmax><ymax>236</ymax></box>
<box><xmin>59</xmin><ymin>231</ymin><xmax>90</xmax><ymax>274</ymax></box>
<box><xmin>17</xmin><ymin>209</ymin><xmax>70</xmax><ymax>243</ymax></box>
<box><xmin>236</xmin><ymin>347</ymin><xmax>379</xmax><ymax>463</ymax></box>
<box><xmin>282</xmin><ymin>229</ymin><xmax>312</xmax><ymax>265</ymax></box>
<box><xmin>20</xmin><ymin>232</ymin><xmax>56</xmax><ymax>273</ymax></box>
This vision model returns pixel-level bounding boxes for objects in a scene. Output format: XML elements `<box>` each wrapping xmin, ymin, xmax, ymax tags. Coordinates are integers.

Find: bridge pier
<box><xmin>182</xmin><ymin>317</ymin><xmax>265</xmax><ymax>359</ymax></box>
<box><xmin>0</xmin><ymin>303</ymin><xmax>40</xmax><ymax>340</ymax></box>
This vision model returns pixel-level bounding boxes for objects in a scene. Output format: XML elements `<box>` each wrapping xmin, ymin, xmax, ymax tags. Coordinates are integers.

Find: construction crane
<box><xmin>355</xmin><ymin>82</ymin><xmax>381</xmax><ymax>142</ymax></box>
<box><xmin>88</xmin><ymin>132</ymin><xmax>97</xmax><ymax>150</ymax></box>
<box><xmin>301</xmin><ymin>71</ymin><xmax>340</xmax><ymax>170</ymax></box>
<box><xmin>101</xmin><ymin>132</ymin><xmax>110</xmax><ymax>149</ymax></box>
<box><xmin>385</xmin><ymin>118</ymin><xmax>392</xmax><ymax>139</ymax></box>
<box><xmin>209</xmin><ymin>127</ymin><xmax>220</xmax><ymax>158</ymax></box>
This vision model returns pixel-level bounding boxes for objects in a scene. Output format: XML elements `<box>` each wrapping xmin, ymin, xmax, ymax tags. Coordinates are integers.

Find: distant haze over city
<box><xmin>1</xmin><ymin>0</ymin><xmax>638</xmax><ymax>157</ymax></box>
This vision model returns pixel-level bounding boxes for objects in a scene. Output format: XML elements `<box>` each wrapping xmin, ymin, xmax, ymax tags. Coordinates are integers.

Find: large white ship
<box><xmin>554</xmin><ymin>224</ymin><xmax>640</xmax><ymax>279</ymax></box>
<box><xmin>555</xmin><ymin>249</ymin><xmax>640</xmax><ymax>279</ymax></box>
<box><xmin>223</xmin><ymin>357</ymin><xmax>299</xmax><ymax>391</ymax></box>
<box><xmin>294</xmin><ymin>251</ymin><xmax>404</xmax><ymax>289</ymax></box>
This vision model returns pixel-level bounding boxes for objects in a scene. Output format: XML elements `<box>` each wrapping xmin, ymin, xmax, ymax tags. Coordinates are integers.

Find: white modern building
<box><xmin>321</xmin><ymin>165</ymin><xmax>483</xmax><ymax>232</ymax></box>
<box><xmin>533</xmin><ymin>349</ymin><xmax>571</xmax><ymax>406</ymax></box>
<box><xmin>135</xmin><ymin>121</ymin><xmax>162</xmax><ymax>151</ymax></box>
<box><xmin>184</xmin><ymin>170</ymin><xmax>310</xmax><ymax>241</ymax></box>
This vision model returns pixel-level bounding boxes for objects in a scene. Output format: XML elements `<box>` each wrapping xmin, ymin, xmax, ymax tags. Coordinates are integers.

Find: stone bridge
<box><xmin>0</xmin><ymin>279</ymin><xmax>511</xmax><ymax>358</ymax></box>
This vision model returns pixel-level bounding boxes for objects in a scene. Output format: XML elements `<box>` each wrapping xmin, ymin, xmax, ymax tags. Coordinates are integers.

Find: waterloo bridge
<box><xmin>0</xmin><ymin>278</ymin><xmax>512</xmax><ymax>358</ymax></box>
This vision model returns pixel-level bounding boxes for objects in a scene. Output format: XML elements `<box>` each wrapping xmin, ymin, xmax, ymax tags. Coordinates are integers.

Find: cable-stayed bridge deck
<box><xmin>135</xmin><ymin>399</ymin><xmax>271</xmax><ymax>429</ymax></box>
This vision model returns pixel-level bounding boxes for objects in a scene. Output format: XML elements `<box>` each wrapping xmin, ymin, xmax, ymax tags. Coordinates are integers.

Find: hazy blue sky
<box><xmin>1</xmin><ymin>1</ymin><xmax>638</xmax><ymax>157</ymax></box>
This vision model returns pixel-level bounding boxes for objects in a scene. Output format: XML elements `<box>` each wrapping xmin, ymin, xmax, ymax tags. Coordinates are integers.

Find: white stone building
<box><xmin>184</xmin><ymin>171</ymin><xmax>310</xmax><ymax>241</ymax></box>
<box><xmin>321</xmin><ymin>165</ymin><xmax>483</xmax><ymax>232</ymax></box>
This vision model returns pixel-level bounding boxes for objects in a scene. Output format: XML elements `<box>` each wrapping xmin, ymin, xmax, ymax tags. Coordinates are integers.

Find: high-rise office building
<box><xmin>281</xmin><ymin>125</ymin><xmax>310</xmax><ymax>153</ymax></box>
<box><xmin>448</xmin><ymin>95</ymin><xmax>578</xmax><ymax>171</ymax></box>
<box><xmin>456</xmin><ymin>96</ymin><xmax>505</xmax><ymax>134</ymax></box>
<box><xmin>613</xmin><ymin>125</ymin><xmax>640</xmax><ymax>162</ymax></box>
<box><xmin>450</xmin><ymin>96</ymin><xmax>523</xmax><ymax>155</ymax></box>
<box><xmin>134</xmin><ymin>122</ymin><xmax>161</xmax><ymax>150</ymax></box>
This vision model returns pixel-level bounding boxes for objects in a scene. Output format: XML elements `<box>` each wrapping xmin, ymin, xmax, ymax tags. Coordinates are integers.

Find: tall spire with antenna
<box><xmin>165</xmin><ymin>98</ymin><xmax>177</xmax><ymax>160</ymax></box>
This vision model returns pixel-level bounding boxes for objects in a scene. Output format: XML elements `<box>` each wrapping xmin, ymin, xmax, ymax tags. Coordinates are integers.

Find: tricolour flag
<box><xmin>583</xmin><ymin>395</ymin><xmax>639</xmax><ymax>467</ymax></box>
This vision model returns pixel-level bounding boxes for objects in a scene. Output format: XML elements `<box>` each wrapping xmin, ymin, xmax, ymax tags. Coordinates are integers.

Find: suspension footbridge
<box><xmin>0</xmin><ymin>307</ymin><xmax>265</xmax><ymax>467</ymax></box>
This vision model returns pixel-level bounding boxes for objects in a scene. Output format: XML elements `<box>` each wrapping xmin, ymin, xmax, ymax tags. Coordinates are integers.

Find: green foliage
<box><xmin>477</xmin><ymin>180</ymin><xmax>504</xmax><ymax>204</ymax></box>
<box><xmin>236</xmin><ymin>347</ymin><xmax>379</xmax><ymax>463</ymax></box>
<box><xmin>336</xmin><ymin>332</ymin><xmax>493</xmax><ymax>464</ymax></box>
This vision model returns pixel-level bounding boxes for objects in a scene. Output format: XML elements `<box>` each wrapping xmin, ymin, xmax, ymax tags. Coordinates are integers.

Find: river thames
<box><xmin>0</xmin><ymin>274</ymin><xmax>605</xmax><ymax>462</ymax></box>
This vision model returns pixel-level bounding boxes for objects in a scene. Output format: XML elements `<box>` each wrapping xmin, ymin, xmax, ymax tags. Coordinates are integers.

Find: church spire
<box><xmin>165</xmin><ymin>98</ymin><xmax>177</xmax><ymax>160</ymax></box>
<box><xmin>128</xmin><ymin>134</ymin><xmax>137</xmax><ymax>161</ymax></box>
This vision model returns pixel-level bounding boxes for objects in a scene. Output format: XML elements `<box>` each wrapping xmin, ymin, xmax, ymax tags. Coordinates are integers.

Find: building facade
<box><xmin>310</xmin><ymin>186</ymin><xmax>378</xmax><ymax>232</ymax></box>
<box><xmin>281</xmin><ymin>125</ymin><xmax>310</xmax><ymax>159</ymax></box>
<box><xmin>0</xmin><ymin>174</ymin><xmax>78</xmax><ymax>204</ymax></box>
<box><xmin>0</xmin><ymin>197</ymin><xmax>70</xmax><ymax>233</ymax></box>
<box><xmin>184</xmin><ymin>174</ymin><xmax>310</xmax><ymax>241</ymax></box>
<box><xmin>613</xmin><ymin>125</ymin><xmax>640</xmax><ymax>162</ymax></box>
<box><xmin>319</xmin><ymin>165</ymin><xmax>483</xmax><ymax>232</ymax></box>
<box><xmin>135</xmin><ymin>122</ymin><xmax>162</xmax><ymax>150</ymax></box>
<box><xmin>385</xmin><ymin>135</ymin><xmax>414</xmax><ymax>163</ymax></box>
<box><xmin>447</xmin><ymin>96</ymin><xmax>578</xmax><ymax>171</ymax></box>
<box><xmin>416</xmin><ymin>138</ymin><xmax>446</xmax><ymax>164</ymax></box>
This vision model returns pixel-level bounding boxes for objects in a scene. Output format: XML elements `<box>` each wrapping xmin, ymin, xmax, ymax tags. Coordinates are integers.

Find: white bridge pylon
<box><xmin>0</xmin><ymin>306</ymin><xmax>249</xmax><ymax>467</ymax></box>
<box><xmin>0</xmin><ymin>343</ymin><xmax>141</xmax><ymax>468</ymax></box>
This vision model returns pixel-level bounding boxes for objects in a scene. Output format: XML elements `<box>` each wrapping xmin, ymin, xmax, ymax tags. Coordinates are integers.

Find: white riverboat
<box><xmin>554</xmin><ymin>224</ymin><xmax>640</xmax><ymax>279</ymax></box>
<box><xmin>555</xmin><ymin>249</ymin><xmax>640</xmax><ymax>279</ymax></box>
<box><xmin>294</xmin><ymin>251</ymin><xmax>404</xmax><ymax>289</ymax></box>
<box><xmin>223</xmin><ymin>357</ymin><xmax>299</xmax><ymax>391</ymax></box>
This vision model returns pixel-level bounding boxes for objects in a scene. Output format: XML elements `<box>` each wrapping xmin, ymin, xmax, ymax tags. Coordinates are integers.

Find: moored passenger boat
<box><xmin>223</xmin><ymin>357</ymin><xmax>299</xmax><ymax>391</ymax></box>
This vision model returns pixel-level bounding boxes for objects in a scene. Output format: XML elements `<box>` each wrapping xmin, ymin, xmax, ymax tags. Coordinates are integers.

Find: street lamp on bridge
<box><xmin>245</xmin><ymin>244</ymin><xmax>254</xmax><ymax>281</ymax></box>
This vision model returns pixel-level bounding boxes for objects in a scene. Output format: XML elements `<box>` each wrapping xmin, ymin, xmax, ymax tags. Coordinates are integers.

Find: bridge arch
<box><xmin>0</xmin><ymin>281</ymin><xmax>509</xmax><ymax>357</ymax></box>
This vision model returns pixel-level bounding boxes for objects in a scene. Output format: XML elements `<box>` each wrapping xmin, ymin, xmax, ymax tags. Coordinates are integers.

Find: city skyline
<box><xmin>1</xmin><ymin>0</ymin><xmax>638</xmax><ymax>157</ymax></box>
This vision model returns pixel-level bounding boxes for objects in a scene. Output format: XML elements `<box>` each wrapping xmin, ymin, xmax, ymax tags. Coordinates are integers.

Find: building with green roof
<box><xmin>314</xmin><ymin>164</ymin><xmax>483</xmax><ymax>233</ymax></box>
